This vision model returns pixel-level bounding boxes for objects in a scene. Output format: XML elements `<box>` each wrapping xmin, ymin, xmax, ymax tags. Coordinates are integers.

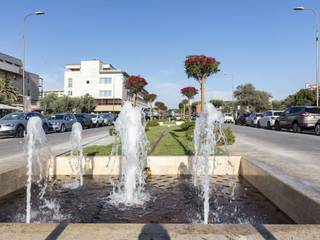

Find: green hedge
<box><xmin>180</xmin><ymin>121</ymin><xmax>195</xmax><ymax>131</ymax></box>
<box><xmin>146</xmin><ymin>120</ymin><xmax>159</xmax><ymax>128</ymax></box>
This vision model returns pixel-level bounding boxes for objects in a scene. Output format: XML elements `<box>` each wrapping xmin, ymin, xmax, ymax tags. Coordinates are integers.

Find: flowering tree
<box><xmin>185</xmin><ymin>55</ymin><xmax>220</xmax><ymax>111</ymax></box>
<box><xmin>125</xmin><ymin>75</ymin><xmax>148</xmax><ymax>107</ymax></box>
<box><xmin>181</xmin><ymin>86</ymin><xmax>198</xmax><ymax>119</ymax></box>
<box><xmin>144</xmin><ymin>93</ymin><xmax>157</xmax><ymax>120</ymax></box>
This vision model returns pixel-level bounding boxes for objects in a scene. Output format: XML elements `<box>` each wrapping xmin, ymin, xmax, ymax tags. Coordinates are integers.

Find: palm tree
<box><xmin>0</xmin><ymin>76</ymin><xmax>17</xmax><ymax>103</ymax></box>
<box><xmin>143</xmin><ymin>93</ymin><xmax>157</xmax><ymax>120</ymax></box>
<box><xmin>184</xmin><ymin>55</ymin><xmax>220</xmax><ymax>112</ymax></box>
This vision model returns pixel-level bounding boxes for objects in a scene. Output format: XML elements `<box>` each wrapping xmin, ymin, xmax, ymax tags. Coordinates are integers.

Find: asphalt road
<box><xmin>228</xmin><ymin>124</ymin><xmax>320</xmax><ymax>192</ymax></box>
<box><xmin>0</xmin><ymin>126</ymin><xmax>111</xmax><ymax>165</ymax></box>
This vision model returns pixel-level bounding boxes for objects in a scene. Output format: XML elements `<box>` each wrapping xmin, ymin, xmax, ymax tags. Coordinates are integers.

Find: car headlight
<box><xmin>3</xmin><ymin>123</ymin><xmax>15</xmax><ymax>127</ymax></box>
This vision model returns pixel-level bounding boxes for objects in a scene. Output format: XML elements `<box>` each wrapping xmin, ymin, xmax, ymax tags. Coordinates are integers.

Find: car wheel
<box><xmin>43</xmin><ymin>123</ymin><xmax>49</xmax><ymax>134</ymax></box>
<box><xmin>81</xmin><ymin>122</ymin><xmax>85</xmax><ymax>129</ymax></box>
<box><xmin>292</xmin><ymin>122</ymin><xmax>301</xmax><ymax>133</ymax></box>
<box><xmin>15</xmin><ymin>125</ymin><xmax>25</xmax><ymax>138</ymax></box>
<box><xmin>267</xmin><ymin>121</ymin><xmax>271</xmax><ymax>129</ymax></box>
<box><xmin>257</xmin><ymin>121</ymin><xmax>261</xmax><ymax>128</ymax></box>
<box><xmin>60</xmin><ymin>124</ymin><xmax>66</xmax><ymax>133</ymax></box>
<box><xmin>315</xmin><ymin>124</ymin><xmax>320</xmax><ymax>136</ymax></box>
<box><xmin>275</xmin><ymin>121</ymin><xmax>280</xmax><ymax>131</ymax></box>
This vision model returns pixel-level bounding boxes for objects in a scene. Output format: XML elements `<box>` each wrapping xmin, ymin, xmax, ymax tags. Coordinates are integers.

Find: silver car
<box><xmin>0</xmin><ymin>112</ymin><xmax>49</xmax><ymax>138</ymax></box>
<box><xmin>48</xmin><ymin>113</ymin><xmax>77</xmax><ymax>132</ymax></box>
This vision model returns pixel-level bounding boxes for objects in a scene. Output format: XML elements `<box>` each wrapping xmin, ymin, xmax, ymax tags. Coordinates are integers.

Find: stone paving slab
<box><xmin>0</xmin><ymin>224</ymin><xmax>319</xmax><ymax>240</ymax></box>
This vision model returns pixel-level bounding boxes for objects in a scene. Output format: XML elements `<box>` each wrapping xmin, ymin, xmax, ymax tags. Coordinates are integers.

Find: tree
<box><xmin>125</xmin><ymin>75</ymin><xmax>148</xmax><ymax>107</ymax></box>
<box><xmin>144</xmin><ymin>93</ymin><xmax>157</xmax><ymax>120</ymax></box>
<box><xmin>209</xmin><ymin>99</ymin><xmax>224</xmax><ymax>108</ymax></box>
<box><xmin>294</xmin><ymin>89</ymin><xmax>316</xmax><ymax>106</ymax></box>
<box><xmin>39</xmin><ymin>93</ymin><xmax>58</xmax><ymax>114</ymax></box>
<box><xmin>155</xmin><ymin>101</ymin><xmax>166</xmax><ymax>119</ymax></box>
<box><xmin>184</xmin><ymin>55</ymin><xmax>220</xmax><ymax>112</ymax></box>
<box><xmin>234</xmin><ymin>83</ymin><xmax>271</xmax><ymax>112</ymax></box>
<box><xmin>181</xmin><ymin>86</ymin><xmax>198</xmax><ymax>119</ymax></box>
<box><xmin>75</xmin><ymin>94</ymin><xmax>96</xmax><ymax>113</ymax></box>
<box><xmin>0</xmin><ymin>76</ymin><xmax>17</xmax><ymax>104</ymax></box>
<box><xmin>179</xmin><ymin>99</ymin><xmax>189</xmax><ymax>119</ymax></box>
<box><xmin>51</xmin><ymin>96</ymin><xmax>75</xmax><ymax>113</ymax></box>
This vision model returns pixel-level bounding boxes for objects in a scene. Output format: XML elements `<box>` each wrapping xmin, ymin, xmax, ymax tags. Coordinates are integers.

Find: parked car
<box><xmin>48</xmin><ymin>113</ymin><xmax>77</xmax><ymax>132</ymax></box>
<box><xmin>102</xmin><ymin>113</ymin><xmax>115</xmax><ymax>126</ymax></box>
<box><xmin>75</xmin><ymin>114</ymin><xmax>92</xmax><ymax>128</ymax></box>
<box><xmin>257</xmin><ymin>110</ymin><xmax>283</xmax><ymax>129</ymax></box>
<box><xmin>315</xmin><ymin>119</ymin><xmax>320</xmax><ymax>135</ymax></box>
<box><xmin>224</xmin><ymin>113</ymin><xmax>234</xmax><ymax>124</ymax></box>
<box><xmin>235</xmin><ymin>113</ymin><xmax>251</xmax><ymax>125</ymax></box>
<box><xmin>274</xmin><ymin>106</ymin><xmax>320</xmax><ymax>133</ymax></box>
<box><xmin>89</xmin><ymin>114</ymin><xmax>104</xmax><ymax>127</ymax></box>
<box><xmin>247</xmin><ymin>112</ymin><xmax>263</xmax><ymax>127</ymax></box>
<box><xmin>0</xmin><ymin>112</ymin><xmax>49</xmax><ymax>138</ymax></box>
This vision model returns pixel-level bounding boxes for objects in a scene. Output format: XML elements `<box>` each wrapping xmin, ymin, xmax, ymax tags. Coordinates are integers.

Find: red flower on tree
<box><xmin>125</xmin><ymin>75</ymin><xmax>148</xmax><ymax>106</ymax></box>
<box><xmin>185</xmin><ymin>55</ymin><xmax>220</xmax><ymax>112</ymax></box>
<box><xmin>181</xmin><ymin>86</ymin><xmax>198</xmax><ymax>119</ymax></box>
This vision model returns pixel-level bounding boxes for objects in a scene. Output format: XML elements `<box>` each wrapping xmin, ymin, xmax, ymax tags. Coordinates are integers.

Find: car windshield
<box><xmin>225</xmin><ymin>113</ymin><xmax>232</xmax><ymax>117</ymax></box>
<box><xmin>49</xmin><ymin>115</ymin><xmax>64</xmax><ymax>120</ymax></box>
<box><xmin>274</xmin><ymin>112</ymin><xmax>282</xmax><ymax>116</ymax></box>
<box><xmin>256</xmin><ymin>113</ymin><xmax>263</xmax><ymax>117</ymax></box>
<box><xmin>1</xmin><ymin>112</ymin><xmax>25</xmax><ymax>120</ymax></box>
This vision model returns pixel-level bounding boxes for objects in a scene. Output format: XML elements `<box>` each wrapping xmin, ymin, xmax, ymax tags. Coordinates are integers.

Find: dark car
<box><xmin>0</xmin><ymin>112</ymin><xmax>49</xmax><ymax>138</ymax></box>
<box><xmin>75</xmin><ymin>114</ymin><xmax>92</xmax><ymax>128</ymax></box>
<box><xmin>235</xmin><ymin>113</ymin><xmax>251</xmax><ymax>125</ymax></box>
<box><xmin>274</xmin><ymin>106</ymin><xmax>320</xmax><ymax>133</ymax></box>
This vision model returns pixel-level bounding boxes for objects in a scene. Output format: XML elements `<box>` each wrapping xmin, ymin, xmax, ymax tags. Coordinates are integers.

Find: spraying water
<box><xmin>69</xmin><ymin>122</ymin><xmax>84</xmax><ymax>187</ymax></box>
<box><xmin>193</xmin><ymin>103</ymin><xmax>225</xmax><ymax>224</ymax></box>
<box><xmin>25</xmin><ymin>116</ymin><xmax>48</xmax><ymax>223</ymax></box>
<box><xmin>108</xmin><ymin>101</ymin><xmax>149</xmax><ymax>206</ymax></box>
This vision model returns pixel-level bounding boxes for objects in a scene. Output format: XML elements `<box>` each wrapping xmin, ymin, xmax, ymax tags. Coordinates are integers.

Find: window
<box><xmin>100</xmin><ymin>77</ymin><xmax>112</xmax><ymax>84</ymax></box>
<box><xmin>86</xmin><ymin>80</ymin><xmax>90</xmax><ymax>84</ymax></box>
<box><xmin>68</xmin><ymin>91</ymin><xmax>72</xmax><ymax>96</ymax></box>
<box><xmin>68</xmin><ymin>78</ymin><xmax>73</xmax><ymax>88</ymax></box>
<box><xmin>99</xmin><ymin>90</ymin><xmax>112</xmax><ymax>97</ymax></box>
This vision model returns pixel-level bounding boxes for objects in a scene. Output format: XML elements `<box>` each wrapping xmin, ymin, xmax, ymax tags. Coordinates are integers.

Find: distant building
<box><xmin>43</xmin><ymin>90</ymin><xmax>65</xmax><ymax>97</ymax></box>
<box><xmin>0</xmin><ymin>52</ymin><xmax>41</xmax><ymax>106</ymax></box>
<box><xmin>64</xmin><ymin>59</ymin><xmax>148</xmax><ymax>112</ymax></box>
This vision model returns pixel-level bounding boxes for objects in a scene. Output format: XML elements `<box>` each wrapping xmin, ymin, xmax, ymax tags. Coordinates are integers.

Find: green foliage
<box><xmin>217</xmin><ymin>127</ymin><xmax>235</xmax><ymax>145</ymax></box>
<box><xmin>40</xmin><ymin>93</ymin><xmax>96</xmax><ymax>114</ymax></box>
<box><xmin>234</xmin><ymin>83</ymin><xmax>271</xmax><ymax>112</ymax></box>
<box><xmin>180</xmin><ymin>120</ymin><xmax>195</xmax><ymax>131</ymax></box>
<box><xmin>146</xmin><ymin>120</ymin><xmax>160</xmax><ymax>128</ymax></box>
<box><xmin>0</xmin><ymin>76</ymin><xmax>17</xmax><ymax>103</ymax></box>
<box><xmin>185</xmin><ymin>126</ymin><xmax>194</xmax><ymax>141</ymax></box>
<box><xmin>294</xmin><ymin>89</ymin><xmax>316</xmax><ymax>106</ymax></box>
<box><xmin>209</xmin><ymin>99</ymin><xmax>224</xmax><ymax>108</ymax></box>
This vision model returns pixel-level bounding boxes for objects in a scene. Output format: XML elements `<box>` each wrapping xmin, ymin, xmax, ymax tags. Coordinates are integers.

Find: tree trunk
<box><xmin>200</xmin><ymin>78</ymin><xmax>205</xmax><ymax>112</ymax></box>
<box><xmin>149</xmin><ymin>102</ymin><xmax>152</xmax><ymax>120</ymax></box>
<box><xmin>183</xmin><ymin>104</ymin><xmax>186</xmax><ymax>120</ymax></box>
<box><xmin>132</xmin><ymin>93</ymin><xmax>137</xmax><ymax>107</ymax></box>
<box><xmin>188</xmin><ymin>98</ymin><xmax>191</xmax><ymax>120</ymax></box>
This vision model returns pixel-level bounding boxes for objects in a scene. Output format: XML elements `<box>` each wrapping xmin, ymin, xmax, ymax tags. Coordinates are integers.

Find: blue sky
<box><xmin>1</xmin><ymin>0</ymin><xmax>319</xmax><ymax>108</ymax></box>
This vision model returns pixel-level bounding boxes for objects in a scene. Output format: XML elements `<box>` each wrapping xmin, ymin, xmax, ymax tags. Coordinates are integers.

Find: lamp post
<box><xmin>22</xmin><ymin>11</ymin><xmax>45</xmax><ymax>112</ymax></box>
<box><xmin>294</xmin><ymin>6</ymin><xmax>319</xmax><ymax>106</ymax></box>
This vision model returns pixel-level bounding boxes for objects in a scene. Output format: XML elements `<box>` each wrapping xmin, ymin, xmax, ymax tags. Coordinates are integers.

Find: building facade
<box><xmin>64</xmin><ymin>60</ymin><xmax>148</xmax><ymax>112</ymax></box>
<box><xmin>0</xmin><ymin>52</ymin><xmax>40</xmax><ymax>106</ymax></box>
<box><xmin>43</xmin><ymin>90</ymin><xmax>65</xmax><ymax>97</ymax></box>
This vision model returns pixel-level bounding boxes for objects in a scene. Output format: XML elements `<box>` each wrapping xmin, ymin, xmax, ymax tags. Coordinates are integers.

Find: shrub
<box><xmin>218</xmin><ymin>127</ymin><xmax>235</xmax><ymax>145</ymax></box>
<box><xmin>180</xmin><ymin>120</ymin><xmax>195</xmax><ymax>131</ymax></box>
<box><xmin>146</xmin><ymin>120</ymin><xmax>159</xmax><ymax>128</ymax></box>
<box><xmin>185</xmin><ymin>127</ymin><xmax>194</xmax><ymax>141</ymax></box>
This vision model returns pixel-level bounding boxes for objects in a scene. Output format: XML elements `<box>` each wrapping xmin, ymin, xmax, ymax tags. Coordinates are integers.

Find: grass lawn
<box><xmin>83</xmin><ymin>124</ymin><xmax>225</xmax><ymax>156</ymax></box>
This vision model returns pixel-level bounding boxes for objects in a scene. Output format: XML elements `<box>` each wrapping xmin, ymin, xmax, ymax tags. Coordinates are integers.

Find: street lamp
<box><xmin>293</xmin><ymin>6</ymin><xmax>319</xmax><ymax>106</ymax></box>
<box><xmin>22</xmin><ymin>11</ymin><xmax>45</xmax><ymax>112</ymax></box>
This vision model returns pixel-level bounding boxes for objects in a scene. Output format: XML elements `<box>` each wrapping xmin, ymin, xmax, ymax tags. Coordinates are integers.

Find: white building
<box><xmin>64</xmin><ymin>60</ymin><xmax>148</xmax><ymax>112</ymax></box>
<box><xmin>43</xmin><ymin>90</ymin><xmax>64</xmax><ymax>97</ymax></box>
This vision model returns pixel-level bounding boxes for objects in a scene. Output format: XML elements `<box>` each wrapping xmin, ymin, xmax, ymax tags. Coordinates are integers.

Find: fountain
<box><xmin>108</xmin><ymin>101</ymin><xmax>149</xmax><ymax>206</ymax></box>
<box><xmin>25</xmin><ymin>116</ymin><xmax>49</xmax><ymax>223</ymax></box>
<box><xmin>193</xmin><ymin>103</ymin><xmax>230</xmax><ymax>224</ymax></box>
<box><xmin>67</xmin><ymin>122</ymin><xmax>84</xmax><ymax>188</ymax></box>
